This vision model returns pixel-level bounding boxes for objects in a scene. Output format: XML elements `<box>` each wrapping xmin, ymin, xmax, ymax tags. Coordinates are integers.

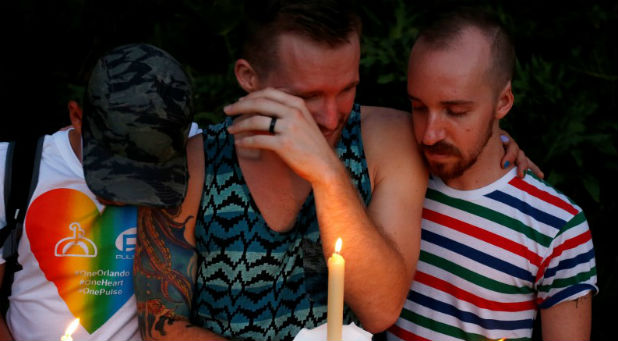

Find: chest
<box><xmin>240</xmin><ymin>158</ymin><xmax>312</xmax><ymax>233</ymax></box>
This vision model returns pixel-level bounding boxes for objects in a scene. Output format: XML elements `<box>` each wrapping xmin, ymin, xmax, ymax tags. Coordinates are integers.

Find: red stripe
<box><xmin>415</xmin><ymin>271</ymin><xmax>536</xmax><ymax>311</ymax></box>
<box><xmin>509</xmin><ymin>177</ymin><xmax>578</xmax><ymax>215</ymax></box>
<box><xmin>535</xmin><ymin>230</ymin><xmax>592</xmax><ymax>283</ymax></box>
<box><xmin>423</xmin><ymin>208</ymin><xmax>542</xmax><ymax>266</ymax></box>
<box><xmin>389</xmin><ymin>324</ymin><xmax>432</xmax><ymax>341</ymax></box>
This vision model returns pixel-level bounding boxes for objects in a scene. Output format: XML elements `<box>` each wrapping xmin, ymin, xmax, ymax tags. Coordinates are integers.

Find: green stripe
<box><xmin>555</xmin><ymin>211</ymin><xmax>587</xmax><ymax>238</ymax></box>
<box><xmin>401</xmin><ymin>307</ymin><xmax>531</xmax><ymax>341</ymax></box>
<box><xmin>421</xmin><ymin>250</ymin><xmax>533</xmax><ymax>294</ymax></box>
<box><xmin>426</xmin><ymin>189</ymin><xmax>553</xmax><ymax>247</ymax></box>
<box><xmin>537</xmin><ymin>267</ymin><xmax>597</xmax><ymax>292</ymax></box>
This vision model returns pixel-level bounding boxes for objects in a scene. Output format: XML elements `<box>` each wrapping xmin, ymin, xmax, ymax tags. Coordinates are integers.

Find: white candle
<box><xmin>60</xmin><ymin>318</ymin><xmax>80</xmax><ymax>341</ymax></box>
<box><xmin>327</xmin><ymin>238</ymin><xmax>345</xmax><ymax>341</ymax></box>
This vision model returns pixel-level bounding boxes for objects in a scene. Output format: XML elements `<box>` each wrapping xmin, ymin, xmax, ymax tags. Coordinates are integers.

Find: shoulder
<box><xmin>360</xmin><ymin>105</ymin><xmax>411</xmax><ymax>130</ymax></box>
<box><xmin>504</xmin><ymin>172</ymin><xmax>591</xmax><ymax>249</ymax></box>
<box><xmin>519</xmin><ymin>172</ymin><xmax>585</xmax><ymax>224</ymax></box>
<box><xmin>358</xmin><ymin>105</ymin><xmax>426</xmax><ymax>186</ymax></box>
<box><xmin>359</xmin><ymin>105</ymin><xmax>415</xmax><ymax>155</ymax></box>
<box><xmin>359</xmin><ymin>105</ymin><xmax>418</xmax><ymax>152</ymax></box>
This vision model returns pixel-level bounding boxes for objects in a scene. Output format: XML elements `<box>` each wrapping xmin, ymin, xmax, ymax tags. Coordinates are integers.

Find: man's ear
<box><xmin>495</xmin><ymin>81</ymin><xmax>514</xmax><ymax>119</ymax></box>
<box><xmin>234</xmin><ymin>59</ymin><xmax>260</xmax><ymax>93</ymax></box>
<box><xmin>68</xmin><ymin>100</ymin><xmax>83</xmax><ymax>134</ymax></box>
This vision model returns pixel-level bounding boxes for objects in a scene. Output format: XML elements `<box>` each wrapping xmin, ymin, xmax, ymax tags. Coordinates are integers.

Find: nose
<box><xmin>313</xmin><ymin>97</ymin><xmax>340</xmax><ymax>131</ymax></box>
<box><xmin>421</xmin><ymin>112</ymin><xmax>446</xmax><ymax>146</ymax></box>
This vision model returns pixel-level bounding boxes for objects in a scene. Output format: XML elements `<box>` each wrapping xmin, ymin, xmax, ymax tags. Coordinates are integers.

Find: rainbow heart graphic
<box><xmin>26</xmin><ymin>188</ymin><xmax>136</xmax><ymax>333</ymax></box>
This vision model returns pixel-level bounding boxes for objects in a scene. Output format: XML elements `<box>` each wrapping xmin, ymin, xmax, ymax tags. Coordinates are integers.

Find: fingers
<box><xmin>233</xmin><ymin>132</ymin><xmax>280</xmax><ymax>151</ymax></box>
<box><xmin>500</xmin><ymin>133</ymin><xmax>517</xmax><ymax>169</ymax></box>
<box><xmin>246</xmin><ymin>88</ymin><xmax>307</xmax><ymax>113</ymax></box>
<box><xmin>500</xmin><ymin>132</ymin><xmax>545</xmax><ymax>179</ymax></box>
<box><xmin>227</xmin><ymin>114</ymin><xmax>275</xmax><ymax>135</ymax></box>
<box><xmin>223</xmin><ymin>88</ymin><xmax>312</xmax><ymax>122</ymax></box>
<box><xmin>515</xmin><ymin>150</ymin><xmax>528</xmax><ymax>178</ymax></box>
<box><xmin>224</xmin><ymin>88</ymin><xmax>324</xmax><ymax>154</ymax></box>
<box><xmin>525</xmin><ymin>158</ymin><xmax>545</xmax><ymax>179</ymax></box>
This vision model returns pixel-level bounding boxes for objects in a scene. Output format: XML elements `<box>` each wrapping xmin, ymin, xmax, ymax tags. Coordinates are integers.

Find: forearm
<box><xmin>137</xmin><ymin>317</ymin><xmax>228</xmax><ymax>341</ymax></box>
<box><xmin>312</xmin><ymin>164</ymin><xmax>413</xmax><ymax>332</ymax></box>
<box><xmin>135</xmin><ymin>207</ymin><xmax>226</xmax><ymax>340</ymax></box>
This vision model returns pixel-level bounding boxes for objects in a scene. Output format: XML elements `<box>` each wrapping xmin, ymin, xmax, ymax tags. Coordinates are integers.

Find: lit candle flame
<box><xmin>335</xmin><ymin>238</ymin><xmax>342</xmax><ymax>253</ymax></box>
<box><xmin>497</xmin><ymin>338</ymin><xmax>506</xmax><ymax>341</ymax></box>
<box><xmin>61</xmin><ymin>318</ymin><xmax>79</xmax><ymax>341</ymax></box>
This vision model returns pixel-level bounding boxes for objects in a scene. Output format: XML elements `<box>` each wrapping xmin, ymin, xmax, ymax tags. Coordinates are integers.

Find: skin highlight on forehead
<box><xmin>408</xmin><ymin>28</ymin><xmax>497</xmax><ymax>107</ymax></box>
<box><xmin>263</xmin><ymin>32</ymin><xmax>360</xmax><ymax>92</ymax></box>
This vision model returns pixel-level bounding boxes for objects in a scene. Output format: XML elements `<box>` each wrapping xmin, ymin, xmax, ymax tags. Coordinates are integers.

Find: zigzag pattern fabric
<box><xmin>192</xmin><ymin>104</ymin><xmax>371</xmax><ymax>341</ymax></box>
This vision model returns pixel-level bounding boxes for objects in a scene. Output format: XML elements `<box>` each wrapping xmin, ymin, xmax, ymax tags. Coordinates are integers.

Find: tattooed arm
<box><xmin>133</xmin><ymin>135</ymin><xmax>228</xmax><ymax>341</ymax></box>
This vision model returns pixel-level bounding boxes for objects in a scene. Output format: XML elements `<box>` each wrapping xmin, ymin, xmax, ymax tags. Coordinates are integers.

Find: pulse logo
<box><xmin>115</xmin><ymin>227</ymin><xmax>136</xmax><ymax>259</ymax></box>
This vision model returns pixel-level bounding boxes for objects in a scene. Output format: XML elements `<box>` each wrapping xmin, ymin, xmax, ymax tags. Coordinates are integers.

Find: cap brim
<box><xmin>82</xmin><ymin>134</ymin><xmax>188</xmax><ymax>208</ymax></box>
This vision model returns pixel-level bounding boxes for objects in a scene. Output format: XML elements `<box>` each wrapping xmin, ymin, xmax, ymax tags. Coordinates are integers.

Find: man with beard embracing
<box><xmin>388</xmin><ymin>7</ymin><xmax>597</xmax><ymax>341</ymax></box>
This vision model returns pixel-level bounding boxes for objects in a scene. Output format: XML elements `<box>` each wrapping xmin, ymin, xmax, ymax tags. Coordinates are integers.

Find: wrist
<box><xmin>310</xmin><ymin>156</ymin><xmax>349</xmax><ymax>190</ymax></box>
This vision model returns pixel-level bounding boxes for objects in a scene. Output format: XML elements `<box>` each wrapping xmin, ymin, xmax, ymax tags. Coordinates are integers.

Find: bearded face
<box><xmin>421</xmin><ymin>115</ymin><xmax>494</xmax><ymax>180</ymax></box>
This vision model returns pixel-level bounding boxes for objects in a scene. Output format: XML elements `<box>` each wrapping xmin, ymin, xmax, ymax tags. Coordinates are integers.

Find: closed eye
<box><xmin>447</xmin><ymin>108</ymin><xmax>467</xmax><ymax>116</ymax></box>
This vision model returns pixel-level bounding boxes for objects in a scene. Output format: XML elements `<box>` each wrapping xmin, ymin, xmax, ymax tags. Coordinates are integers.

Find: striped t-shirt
<box><xmin>388</xmin><ymin>168</ymin><xmax>597</xmax><ymax>341</ymax></box>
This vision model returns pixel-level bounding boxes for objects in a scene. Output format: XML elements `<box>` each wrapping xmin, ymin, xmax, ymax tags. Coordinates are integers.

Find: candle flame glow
<box><xmin>335</xmin><ymin>238</ymin><xmax>342</xmax><ymax>253</ymax></box>
<box><xmin>64</xmin><ymin>318</ymin><xmax>80</xmax><ymax>337</ymax></box>
<box><xmin>497</xmin><ymin>338</ymin><xmax>506</xmax><ymax>341</ymax></box>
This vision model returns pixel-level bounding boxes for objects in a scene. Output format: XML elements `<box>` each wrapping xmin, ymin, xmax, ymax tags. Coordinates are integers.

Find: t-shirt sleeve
<box><xmin>536</xmin><ymin>211</ymin><xmax>598</xmax><ymax>309</ymax></box>
<box><xmin>188</xmin><ymin>122</ymin><xmax>203</xmax><ymax>137</ymax></box>
<box><xmin>0</xmin><ymin>142</ymin><xmax>8</xmax><ymax>264</ymax></box>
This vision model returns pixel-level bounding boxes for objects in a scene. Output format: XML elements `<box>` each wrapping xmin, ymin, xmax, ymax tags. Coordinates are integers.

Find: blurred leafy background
<box><xmin>0</xmin><ymin>1</ymin><xmax>615</xmax><ymax>339</ymax></box>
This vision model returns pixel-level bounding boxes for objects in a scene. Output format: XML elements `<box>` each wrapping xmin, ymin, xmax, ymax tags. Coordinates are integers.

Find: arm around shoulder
<box><xmin>331</xmin><ymin>106</ymin><xmax>427</xmax><ymax>331</ymax></box>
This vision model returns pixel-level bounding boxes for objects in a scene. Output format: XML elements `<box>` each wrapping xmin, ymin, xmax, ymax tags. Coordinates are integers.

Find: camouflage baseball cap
<box><xmin>82</xmin><ymin>43</ymin><xmax>193</xmax><ymax>207</ymax></box>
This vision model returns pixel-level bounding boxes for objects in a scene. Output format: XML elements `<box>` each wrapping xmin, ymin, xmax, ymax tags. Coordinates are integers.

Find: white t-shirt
<box><xmin>0</xmin><ymin>123</ymin><xmax>201</xmax><ymax>341</ymax></box>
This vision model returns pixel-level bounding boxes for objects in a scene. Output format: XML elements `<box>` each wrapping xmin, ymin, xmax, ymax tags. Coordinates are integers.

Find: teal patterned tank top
<box><xmin>192</xmin><ymin>104</ymin><xmax>372</xmax><ymax>341</ymax></box>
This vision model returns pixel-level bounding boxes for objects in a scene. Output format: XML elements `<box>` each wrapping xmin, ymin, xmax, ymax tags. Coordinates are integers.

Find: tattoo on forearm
<box><xmin>134</xmin><ymin>207</ymin><xmax>197</xmax><ymax>338</ymax></box>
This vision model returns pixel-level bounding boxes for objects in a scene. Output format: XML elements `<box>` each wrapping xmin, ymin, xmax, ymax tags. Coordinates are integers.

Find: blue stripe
<box><xmin>485</xmin><ymin>191</ymin><xmax>566</xmax><ymax>230</ymax></box>
<box><xmin>544</xmin><ymin>248</ymin><xmax>595</xmax><ymax>279</ymax></box>
<box><xmin>538</xmin><ymin>283</ymin><xmax>597</xmax><ymax>308</ymax></box>
<box><xmin>422</xmin><ymin>229</ymin><xmax>535</xmax><ymax>282</ymax></box>
<box><xmin>408</xmin><ymin>291</ymin><xmax>534</xmax><ymax>330</ymax></box>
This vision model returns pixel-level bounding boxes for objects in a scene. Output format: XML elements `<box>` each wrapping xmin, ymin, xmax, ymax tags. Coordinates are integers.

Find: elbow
<box><xmin>361</xmin><ymin>305</ymin><xmax>401</xmax><ymax>334</ymax></box>
<box><xmin>358</xmin><ymin>295</ymin><xmax>405</xmax><ymax>333</ymax></box>
<box><xmin>359</xmin><ymin>276</ymin><xmax>411</xmax><ymax>333</ymax></box>
<box><xmin>356</xmin><ymin>258</ymin><xmax>415</xmax><ymax>333</ymax></box>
